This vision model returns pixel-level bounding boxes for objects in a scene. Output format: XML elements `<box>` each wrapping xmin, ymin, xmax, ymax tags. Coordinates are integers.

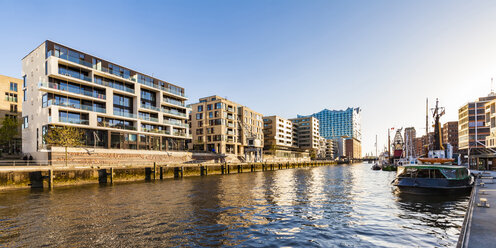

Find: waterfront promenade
<box><xmin>458</xmin><ymin>170</ymin><xmax>496</xmax><ymax>248</ymax></box>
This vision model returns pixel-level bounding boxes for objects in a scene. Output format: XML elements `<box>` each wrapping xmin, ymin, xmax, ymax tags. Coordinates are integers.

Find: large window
<box><xmin>59</xmin><ymin>111</ymin><xmax>89</xmax><ymax>125</ymax></box>
<box><xmin>140</xmin><ymin>89</ymin><xmax>156</xmax><ymax>107</ymax></box>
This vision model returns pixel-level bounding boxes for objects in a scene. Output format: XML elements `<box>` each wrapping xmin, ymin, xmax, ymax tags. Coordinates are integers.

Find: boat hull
<box><xmin>393</xmin><ymin>177</ymin><xmax>473</xmax><ymax>194</ymax></box>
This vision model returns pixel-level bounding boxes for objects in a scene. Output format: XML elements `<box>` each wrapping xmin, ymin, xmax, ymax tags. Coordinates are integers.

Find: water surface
<box><xmin>0</xmin><ymin>163</ymin><xmax>468</xmax><ymax>247</ymax></box>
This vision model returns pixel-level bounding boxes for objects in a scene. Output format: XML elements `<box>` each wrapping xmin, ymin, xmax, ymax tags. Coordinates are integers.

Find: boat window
<box><xmin>440</xmin><ymin>169</ymin><xmax>457</xmax><ymax>179</ymax></box>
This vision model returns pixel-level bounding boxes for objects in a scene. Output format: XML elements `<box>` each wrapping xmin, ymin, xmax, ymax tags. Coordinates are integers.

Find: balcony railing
<box><xmin>47</xmin><ymin>50</ymin><xmax>92</xmax><ymax>68</ymax></box>
<box><xmin>114</xmin><ymin>111</ymin><xmax>137</xmax><ymax>119</ymax></box>
<box><xmin>94</xmin><ymin>79</ymin><xmax>135</xmax><ymax>94</ymax></box>
<box><xmin>48</xmin><ymin>50</ymin><xmax>137</xmax><ymax>83</ymax></box>
<box><xmin>163</xmin><ymin>98</ymin><xmax>185</xmax><ymax>107</ymax></box>
<box><xmin>138</xmin><ymin>78</ymin><xmax>186</xmax><ymax>98</ymax></box>
<box><xmin>161</xmin><ymin>108</ymin><xmax>187</xmax><ymax>117</ymax></box>
<box><xmin>97</xmin><ymin>121</ymin><xmax>136</xmax><ymax>131</ymax></box>
<box><xmin>39</xmin><ymin>82</ymin><xmax>106</xmax><ymax>100</ymax></box>
<box><xmin>47</xmin><ymin>100</ymin><xmax>106</xmax><ymax>113</ymax></box>
<box><xmin>140</xmin><ymin>104</ymin><xmax>161</xmax><ymax>112</ymax></box>
<box><xmin>139</xmin><ymin>115</ymin><xmax>159</xmax><ymax>123</ymax></box>
<box><xmin>59</xmin><ymin>117</ymin><xmax>89</xmax><ymax>125</ymax></box>
<box><xmin>163</xmin><ymin>119</ymin><xmax>188</xmax><ymax>127</ymax></box>
<box><xmin>59</xmin><ymin>68</ymin><xmax>92</xmax><ymax>82</ymax></box>
<box><xmin>143</xmin><ymin>128</ymin><xmax>170</xmax><ymax>135</ymax></box>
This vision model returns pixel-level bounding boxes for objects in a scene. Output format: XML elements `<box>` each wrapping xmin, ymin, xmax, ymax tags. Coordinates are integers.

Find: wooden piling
<box><xmin>159</xmin><ymin>166</ymin><xmax>164</xmax><ymax>180</ymax></box>
<box><xmin>48</xmin><ymin>169</ymin><xmax>53</xmax><ymax>189</ymax></box>
<box><xmin>109</xmin><ymin>167</ymin><xmax>113</xmax><ymax>184</ymax></box>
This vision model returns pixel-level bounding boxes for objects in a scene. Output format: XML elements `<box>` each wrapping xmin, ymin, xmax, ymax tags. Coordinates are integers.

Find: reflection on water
<box><xmin>0</xmin><ymin>163</ymin><xmax>468</xmax><ymax>247</ymax></box>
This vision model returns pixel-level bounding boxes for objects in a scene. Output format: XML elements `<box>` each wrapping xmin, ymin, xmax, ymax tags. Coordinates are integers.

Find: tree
<box><xmin>0</xmin><ymin>117</ymin><xmax>20</xmax><ymax>154</ymax></box>
<box><xmin>44</xmin><ymin>125</ymin><xmax>84</xmax><ymax>166</ymax></box>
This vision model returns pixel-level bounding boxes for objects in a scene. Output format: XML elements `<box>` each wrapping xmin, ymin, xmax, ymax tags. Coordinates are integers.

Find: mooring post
<box><xmin>110</xmin><ymin>167</ymin><xmax>113</xmax><ymax>184</ymax></box>
<box><xmin>221</xmin><ymin>163</ymin><xmax>225</xmax><ymax>174</ymax></box>
<box><xmin>153</xmin><ymin>162</ymin><xmax>157</xmax><ymax>180</ymax></box>
<box><xmin>48</xmin><ymin>169</ymin><xmax>53</xmax><ymax>189</ymax></box>
<box><xmin>160</xmin><ymin>166</ymin><xmax>163</xmax><ymax>180</ymax></box>
<box><xmin>251</xmin><ymin>163</ymin><xmax>254</xmax><ymax>172</ymax></box>
<box><xmin>181</xmin><ymin>166</ymin><xmax>184</xmax><ymax>178</ymax></box>
<box><xmin>227</xmin><ymin>164</ymin><xmax>230</xmax><ymax>174</ymax></box>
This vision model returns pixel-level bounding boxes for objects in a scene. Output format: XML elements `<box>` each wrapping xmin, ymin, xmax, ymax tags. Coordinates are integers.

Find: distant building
<box><xmin>345</xmin><ymin>137</ymin><xmax>362</xmax><ymax>159</ymax></box>
<box><xmin>403</xmin><ymin>127</ymin><xmax>416</xmax><ymax>158</ymax></box>
<box><xmin>413</xmin><ymin>137</ymin><xmax>424</xmax><ymax>157</ymax></box>
<box><xmin>458</xmin><ymin>93</ymin><xmax>496</xmax><ymax>158</ymax></box>
<box><xmin>0</xmin><ymin>75</ymin><xmax>23</xmax><ymax>154</ymax></box>
<box><xmin>189</xmin><ymin>95</ymin><xmax>264</xmax><ymax>162</ymax></box>
<box><xmin>484</xmin><ymin>99</ymin><xmax>496</xmax><ymax>149</ymax></box>
<box><xmin>325</xmin><ymin>139</ymin><xmax>335</xmax><ymax>160</ymax></box>
<box><xmin>442</xmin><ymin>121</ymin><xmax>459</xmax><ymax>153</ymax></box>
<box><xmin>290</xmin><ymin>116</ymin><xmax>320</xmax><ymax>152</ymax></box>
<box><xmin>298</xmin><ymin>107</ymin><xmax>361</xmax><ymax>142</ymax></box>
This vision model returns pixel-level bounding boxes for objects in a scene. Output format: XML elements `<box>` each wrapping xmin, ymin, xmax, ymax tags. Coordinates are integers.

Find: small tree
<box><xmin>0</xmin><ymin>117</ymin><xmax>20</xmax><ymax>154</ymax></box>
<box><xmin>44</xmin><ymin>125</ymin><xmax>84</xmax><ymax>166</ymax></box>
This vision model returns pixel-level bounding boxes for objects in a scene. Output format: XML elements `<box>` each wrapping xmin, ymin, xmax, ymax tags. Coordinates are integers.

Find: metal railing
<box><xmin>47</xmin><ymin>99</ymin><xmax>106</xmax><ymax>113</ymax></box>
<box><xmin>39</xmin><ymin>82</ymin><xmax>106</xmax><ymax>100</ymax></box>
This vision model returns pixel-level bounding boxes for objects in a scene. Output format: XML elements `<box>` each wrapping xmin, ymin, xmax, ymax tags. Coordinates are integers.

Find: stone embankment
<box><xmin>0</xmin><ymin>161</ymin><xmax>336</xmax><ymax>190</ymax></box>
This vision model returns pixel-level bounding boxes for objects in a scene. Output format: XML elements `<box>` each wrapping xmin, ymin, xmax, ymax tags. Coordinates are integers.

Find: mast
<box><xmin>426</xmin><ymin>98</ymin><xmax>429</xmax><ymax>154</ymax></box>
<box><xmin>375</xmin><ymin>134</ymin><xmax>378</xmax><ymax>158</ymax></box>
<box><xmin>388</xmin><ymin>129</ymin><xmax>391</xmax><ymax>161</ymax></box>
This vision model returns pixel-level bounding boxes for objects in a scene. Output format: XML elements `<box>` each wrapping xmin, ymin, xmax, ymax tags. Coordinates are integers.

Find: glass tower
<box><xmin>299</xmin><ymin>107</ymin><xmax>362</xmax><ymax>141</ymax></box>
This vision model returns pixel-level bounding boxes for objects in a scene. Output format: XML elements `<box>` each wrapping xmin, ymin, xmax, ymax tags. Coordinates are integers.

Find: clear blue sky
<box><xmin>2</xmin><ymin>0</ymin><xmax>496</xmax><ymax>154</ymax></box>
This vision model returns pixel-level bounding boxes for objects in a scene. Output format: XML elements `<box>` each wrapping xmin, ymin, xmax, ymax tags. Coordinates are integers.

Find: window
<box><xmin>215</xmin><ymin>103</ymin><xmax>222</xmax><ymax>109</ymax></box>
<box><xmin>23</xmin><ymin>89</ymin><xmax>27</xmax><ymax>102</ymax></box>
<box><xmin>23</xmin><ymin>75</ymin><xmax>26</xmax><ymax>88</ymax></box>
<box><xmin>196</xmin><ymin>113</ymin><xmax>203</xmax><ymax>120</ymax></box>
<box><xmin>22</xmin><ymin>116</ymin><xmax>28</xmax><ymax>129</ymax></box>
<box><xmin>197</xmin><ymin>105</ymin><xmax>203</xmax><ymax>112</ymax></box>
<box><xmin>207</xmin><ymin>104</ymin><xmax>212</xmax><ymax>111</ymax></box>
<box><xmin>10</xmin><ymin>104</ymin><xmax>17</xmax><ymax>113</ymax></box>
<box><xmin>209</xmin><ymin>112</ymin><xmax>213</xmax><ymax>118</ymax></box>
<box><xmin>10</xmin><ymin>82</ymin><xmax>17</xmax><ymax>92</ymax></box>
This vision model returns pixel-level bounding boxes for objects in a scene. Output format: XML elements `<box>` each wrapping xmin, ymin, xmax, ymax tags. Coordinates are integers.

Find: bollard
<box><xmin>109</xmin><ymin>167</ymin><xmax>113</xmax><ymax>184</ymax></box>
<box><xmin>160</xmin><ymin>166</ymin><xmax>163</xmax><ymax>180</ymax></box>
<box><xmin>221</xmin><ymin>163</ymin><xmax>225</xmax><ymax>174</ymax></box>
<box><xmin>251</xmin><ymin>164</ymin><xmax>254</xmax><ymax>172</ymax></box>
<box><xmin>227</xmin><ymin>164</ymin><xmax>231</xmax><ymax>174</ymax></box>
<box><xmin>238</xmin><ymin>164</ymin><xmax>242</xmax><ymax>173</ymax></box>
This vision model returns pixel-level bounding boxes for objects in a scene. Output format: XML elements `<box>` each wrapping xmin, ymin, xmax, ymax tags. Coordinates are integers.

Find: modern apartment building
<box><xmin>0</xmin><ymin>75</ymin><xmax>23</xmax><ymax>154</ymax></box>
<box><xmin>442</xmin><ymin>121</ymin><xmax>459</xmax><ymax>153</ymax></box>
<box><xmin>189</xmin><ymin>96</ymin><xmax>264</xmax><ymax>162</ymax></box>
<box><xmin>290</xmin><ymin>116</ymin><xmax>320</xmax><ymax>151</ymax></box>
<box><xmin>263</xmin><ymin>115</ymin><xmax>296</xmax><ymax>150</ymax></box>
<box><xmin>458</xmin><ymin>93</ymin><xmax>496</xmax><ymax>157</ymax></box>
<box><xmin>22</xmin><ymin>41</ymin><xmax>190</xmax><ymax>161</ymax></box>
<box><xmin>299</xmin><ymin>107</ymin><xmax>362</xmax><ymax>142</ymax></box>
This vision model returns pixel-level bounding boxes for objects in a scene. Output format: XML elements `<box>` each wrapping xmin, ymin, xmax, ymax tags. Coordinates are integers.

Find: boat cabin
<box><xmin>396</xmin><ymin>165</ymin><xmax>470</xmax><ymax>180</ymax></box>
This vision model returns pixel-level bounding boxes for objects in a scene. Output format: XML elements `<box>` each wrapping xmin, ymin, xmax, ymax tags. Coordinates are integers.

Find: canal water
<box><xmin>0</xmin><ymin>163</ymin><xmax>468</xmax><ymax>247</ymax></box>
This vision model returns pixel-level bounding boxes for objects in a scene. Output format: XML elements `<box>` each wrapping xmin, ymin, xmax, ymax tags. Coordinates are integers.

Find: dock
<box><xmin>458</xmin><ymin>170</ymin><xmax>496</xmax><ymax>248</ymax></box>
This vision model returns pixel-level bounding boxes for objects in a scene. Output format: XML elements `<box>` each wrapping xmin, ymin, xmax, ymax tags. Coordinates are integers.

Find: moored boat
<box><xmin>392</xmin><ymin>164</ymin><xmax>473</xmax><ymax>194</ymax></box>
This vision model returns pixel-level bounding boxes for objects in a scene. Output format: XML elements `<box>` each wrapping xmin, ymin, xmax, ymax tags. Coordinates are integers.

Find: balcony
<box><xmin>39</xmin><ymin>82</ymin><xmax>106</xmax><ymax>100</ymax></box>
<box><xmin>138</xmin><ymin>78</ymin><xmax>186</xmax><ymax>98</ymax></box>
<box><xmin>97</xmin><ymin>121</ymin><xmax>136</xmax><ymax>131</ymax></box>
<box><xmin>163</xmin><ymin>98</ymin><xmax>185</xmax><ymax>107</ymax></box>
<box><xmin>47</xmin><ymin>100</ymin><xmax>106</xmax><ymax>113</ymax></box>
<box><xmin>48</xmin><ymin>50</ymin><xmax>137</xmax><ymax>83</ymax></box>
<box><xmin>140</xmin><ymin>103</ymin><xmax>161</xmax><ymax>112</ymax></box>
<box><xmin>162</xmin><ymin>108</ymin><xmax>187</xmax><ymax>117</ymax></box>
<box><xmin>163</xmin><ymin>119</ymin><xmax>188</xmax><ymax>128</ymax></box>
<box><xmin>59</xmin><ymin>117</ymin><xmax>89</xmax><ymax>125</ymax></box>
<box><xmin>59</xmin><ymin>67</ymin><xmax>92</xmax><ymax>82</ymax></box>
<box><xmin>143</xmin><ymin>128</ymin><xmax>170</xmax><ymax>135</ymax></box>
<box><xmin>139</xmin><ymin>115</ymin><xmax>159</xmax><ymax>123</ymax></box>
<box><xmin>114</xmin><ymin>111</ymin><xmax>137</xmax><ymax>119</ymax></box>
<box><xmin>94</xmin><ymin>78</ymin><xmax>135</xmax><ymax>94</ymax></box>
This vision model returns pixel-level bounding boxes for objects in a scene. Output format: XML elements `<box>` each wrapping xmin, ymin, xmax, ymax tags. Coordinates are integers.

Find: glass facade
<box><xmin>299</xmin><ymin>108</ymin><xmax>362</xmax><ymax>141</ymax></box>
